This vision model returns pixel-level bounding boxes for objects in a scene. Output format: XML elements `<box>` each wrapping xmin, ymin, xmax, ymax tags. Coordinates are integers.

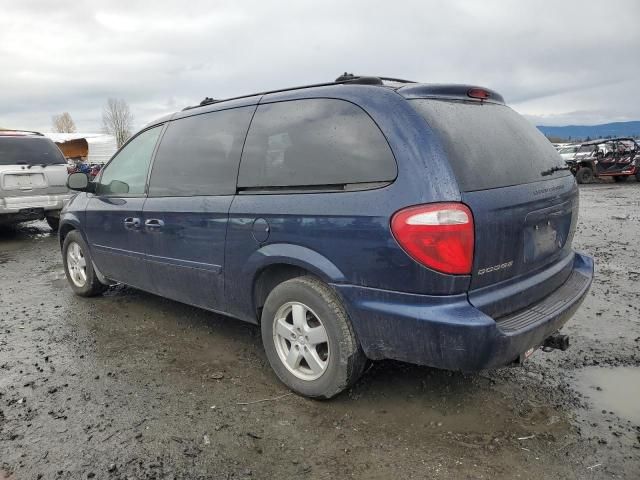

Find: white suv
<box><xmin>0</xmin><ymin>130</ymin><xmax>71</xmax><ymax>230</ymax></box>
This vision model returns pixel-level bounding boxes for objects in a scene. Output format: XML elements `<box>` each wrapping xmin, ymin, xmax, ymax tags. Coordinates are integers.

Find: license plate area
<box><xmin>523</xmin><ymin>201</ymin><xmax>573</xmax><ymax>264</ymax></box>
<box><xmin>3</xmin><ymin>173</ymin><xmax>46</xmax><ymax>189</ymax></box>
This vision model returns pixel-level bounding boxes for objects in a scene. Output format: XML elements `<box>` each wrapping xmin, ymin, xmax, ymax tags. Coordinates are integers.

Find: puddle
<box><xmin>575</xmin><ymin>366</ymin><xmax>640</xmax><ymax>424</ymax></box>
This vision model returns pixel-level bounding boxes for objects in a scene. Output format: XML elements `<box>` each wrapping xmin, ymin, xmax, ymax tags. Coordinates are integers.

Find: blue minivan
<box><xmin>61</xmin><ymin>75</ymin><xmax>594</xmax><ymax>398</ymax></box>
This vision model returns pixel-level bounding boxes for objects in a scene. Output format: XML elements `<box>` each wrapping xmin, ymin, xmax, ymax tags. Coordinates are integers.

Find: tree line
<box><xmin>51</xmin><ymin>98</ymin><xmax>133</xmax><ymax>148</ymax></box>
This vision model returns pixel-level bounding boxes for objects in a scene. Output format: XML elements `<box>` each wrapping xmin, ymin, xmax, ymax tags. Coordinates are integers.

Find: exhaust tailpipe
<box><xmin>543</xmin><ymin>333</ymin><xmax>570</xmax><ymax>351</ymax></box>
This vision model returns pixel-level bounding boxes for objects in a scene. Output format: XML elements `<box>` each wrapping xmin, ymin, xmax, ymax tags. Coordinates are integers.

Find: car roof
<box><xmin>144</xmin><ymin>74</ymin><xmax>506</xmax><ymax>128</ymax></box>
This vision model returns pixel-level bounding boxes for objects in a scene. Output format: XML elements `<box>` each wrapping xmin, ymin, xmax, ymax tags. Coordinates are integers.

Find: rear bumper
<box><xmin>0</xmin><ymin>193</ymin><xmax>71</xmax><ymax>225</ymax></box>
<box><xmin>333</xmin><ymin>252</ymin><xmax>594</xmax><ymax>371</ymax></box>
<box><xmin>0</xmin><ymin>193</ymin><xmax>71</xmax><ymax>217</ymax></box>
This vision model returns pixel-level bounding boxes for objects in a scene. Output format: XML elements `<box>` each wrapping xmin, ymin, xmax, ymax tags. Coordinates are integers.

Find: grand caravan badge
<box><xmin>477</xmin><ymin>261</ymin><xmax>514</xmax><ymax>276</ymax></box>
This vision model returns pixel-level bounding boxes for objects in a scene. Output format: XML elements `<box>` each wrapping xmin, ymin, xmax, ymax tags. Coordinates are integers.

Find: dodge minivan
<box><xmin>60</xmin><ymin>75</ymin><xmax>594</xmax><ymax>398</ymax></box>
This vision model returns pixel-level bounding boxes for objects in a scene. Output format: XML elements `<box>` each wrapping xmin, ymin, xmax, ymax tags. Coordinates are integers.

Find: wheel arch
<box><xmin>242</xmin><ymin>243</ymin><xmax>346</xmax><ymax>322</ymax></box>
<box><xmin>59</xmin><ymin>218</ymin><xmax>81</xmax><ymax>248</ymax></box>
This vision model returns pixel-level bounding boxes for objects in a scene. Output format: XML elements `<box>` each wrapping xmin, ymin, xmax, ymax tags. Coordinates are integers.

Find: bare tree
<box><xmin>102</xmin><ymin>98</ymin><xmax>133</xmax><ymax>148</ymax></box>
<box><xmin>52</xmin><ymin>112</ymin><xmax>77</xmax><ymax>133</ymax></box>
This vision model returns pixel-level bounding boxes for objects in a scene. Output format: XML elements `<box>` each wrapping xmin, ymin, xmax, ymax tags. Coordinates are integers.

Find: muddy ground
<box><xmin>1</xmin><ymin>183</ymin><xmax>639</xmax><ymax>479</ymax></box>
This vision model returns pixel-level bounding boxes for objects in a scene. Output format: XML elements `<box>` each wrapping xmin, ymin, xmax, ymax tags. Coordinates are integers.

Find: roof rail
<box><xmin>184</xmin><ymin>73</ymin><xmax>417</xmax><ymax>110</ymax></box>
<box><xmin>335</xmin><ymin>72</ymin><xmax>416</xmax><ymax>84</ymax></box>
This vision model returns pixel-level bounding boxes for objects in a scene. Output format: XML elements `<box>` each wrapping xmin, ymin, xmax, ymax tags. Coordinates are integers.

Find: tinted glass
<box><xmin>411</xmin><ymin>100</ymin><xmax>571</xmax><ymax>192</ymax></box>
<box><xmin>0</xmin><ymin>137</ymin><xmax>66</xmax><ymax>166</ymax></box>
<box><xmin>98</xmin><ymin>126</ymin><xmax>162</xmax><ymax>195</ymax></box>
<box><xmin>237</xmin><ymin>99</ymin><xmax>396</xmax><ymax>188</ymax></box>
<box><xmin>148</xmin><ymin>107</ymin><xmax>254</xmax><ymax>196</ymax></box>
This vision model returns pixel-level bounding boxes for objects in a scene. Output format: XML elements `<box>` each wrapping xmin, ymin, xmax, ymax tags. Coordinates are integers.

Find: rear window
<box><xmin>0</xmin><ymin>137</ymin><xmax>66</xmax><ymax>166</ymax></box>
<box><xmin>410</xmin><ymin>100</ymin><xmax>570</xmax><ymax>191</ymax></box>
<box><xmin>237</xmin><ymin>98</ymin><xmax>397</xmax><ymax>189</ymax></box>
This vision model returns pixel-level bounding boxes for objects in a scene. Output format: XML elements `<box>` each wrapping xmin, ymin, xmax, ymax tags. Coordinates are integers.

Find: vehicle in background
<box><xmin>48</xmin><ymin>135</ymin><xmax>109</xmax><ymax>180</ymax></box>
<box><xmin>59</xmin><ymin>74</ymin><xmax>593</xmax><ymax>398</ymax></box>
<box><xmin>0</xmin><ymin>130</ymin><xmax>71</xmax><ymax>230</ymax></box>
<box><xmin>66</xmin><ymin>160</ymin><xmax>102</xmax><ymax>179</ymax></box>
<box><xmin>565</xmin><ymin>138</ymin><xmax>640</xmax><ymax>183</ymax></box>
<box><xmin>557</xmin><ymin>145</ymin><xmax>579</xmax><ymax>161</ymax></box>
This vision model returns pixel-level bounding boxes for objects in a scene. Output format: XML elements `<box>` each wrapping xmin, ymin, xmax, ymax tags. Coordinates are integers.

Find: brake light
<box><xmin>391</xmin><ymin>203</ymin><xmax>474</xmax><ymax>275</ymax></box>
<box><xmin>467</xmin><ymin>88</ymin><xmax>490</xmax><ymax>100</ymax></box>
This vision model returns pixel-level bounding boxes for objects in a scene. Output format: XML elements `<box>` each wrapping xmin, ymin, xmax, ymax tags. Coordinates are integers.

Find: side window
<box><xmin>148</xmin><ymin>106</ymin><xmax>255</xmax><ymax>196</ymax></box>
<box><xmin>98</xmin><ymin>126</ymin><xmax>162</xmax><ymax>195</ymax></box>
<box><xmin>237</xmin><ymin>98</ymin><xmax>397</xmax><ymax>189</ymax></box>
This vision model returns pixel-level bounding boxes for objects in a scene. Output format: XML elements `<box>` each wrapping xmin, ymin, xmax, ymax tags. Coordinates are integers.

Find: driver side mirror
<box><xmin>67</xmin><ymin>172</ymin><xmax>94</xmax><ymax>192</ymax></box>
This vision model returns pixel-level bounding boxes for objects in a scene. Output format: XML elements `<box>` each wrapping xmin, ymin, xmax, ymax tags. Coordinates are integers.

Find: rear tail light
<box><xmin>391</xmin><ymin>203</ymin><xmax>474</xmax><ymax>275</ymax></box>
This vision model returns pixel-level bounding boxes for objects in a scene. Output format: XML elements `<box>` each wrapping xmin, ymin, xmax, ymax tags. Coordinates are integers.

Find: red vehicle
<box><xmin>66</xmin><ymin>161</ymin><xmax>102</xmax><ymax>178</ymax></box>
<box><xmin>565</xmin><ymin>138</ymin><xmax>640</xmax><ymax>183</ymax></box>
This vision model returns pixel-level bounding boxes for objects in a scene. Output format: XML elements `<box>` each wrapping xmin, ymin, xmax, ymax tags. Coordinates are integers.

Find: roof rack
<box><xmin>335</xmin><ymin>72</ymin><xmax>416</xmax><ymax>84</ymax></box>
<box><xmin>184</xmin><ymin>73</ymin><xmax>417</xmax><ymax>110</ymax></box>
<box><xmin>580</xmin><ymin>137</ymin><xmax>639</xmax><ymax>146</ymax></box>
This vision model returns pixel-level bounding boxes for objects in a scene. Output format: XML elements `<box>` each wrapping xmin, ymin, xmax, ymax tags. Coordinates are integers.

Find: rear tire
<box><xmin>45</xmin><ymin>216</ymin><xmax>59</xmax><ymax>231</ymax></box>
<box><xmin>62</xmin><ymin>230</ymin><xmax>108</xmax><ymax>297</ymax></box>
<box><xmin>261</xmin><ymin>276</ymin><xmax>367</xmax><ymax>399</ymax></box>
<box><xmin>575</xmin><ymin>167</ymin><xmax>593</xmax><ymax>184</ymax></box>
<box><xmin>613</xmin><ymin>175</ymin><xmax>628</xmax><ymax>183</ymax></box>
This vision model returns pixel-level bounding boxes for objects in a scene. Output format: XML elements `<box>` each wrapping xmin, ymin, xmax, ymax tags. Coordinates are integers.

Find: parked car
<box><xmin>0</xmin><ymin>130</ymin><xmax>71</xmax><ymax>230</ymax></box>
<box><xmin>59</xmin><ymin>75</ymin><xmax>594</xmax><ymax>398</ymax></box>
<box><xmin>565</xmin><ymin>138</ymin><xmax>640</xmax><ymax>183</ymax></box>
<box><xmin>557</xmin><ymin>144</ymin><xmax>579</xmax><ymax>161</ymax></box>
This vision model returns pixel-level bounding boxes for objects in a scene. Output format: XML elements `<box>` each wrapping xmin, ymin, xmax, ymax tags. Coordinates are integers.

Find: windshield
<box><xmin>0</xmin><ymin>137</ymin><xmax>67</xmax><ymax>166</ymax></box>
<box><xmin>410</xmin><ymin>100</ymin><xmax>571</xmax><ymax>192</ymax></box>
<box><xmin>559</xmin><ymin>147</ymin><xmax>577</xmax><ymax>154</ymax></box>
<box><xmin>577</xmin><ymin>145</ymin><xmax>596</xmax><ymax>153</ymax></box>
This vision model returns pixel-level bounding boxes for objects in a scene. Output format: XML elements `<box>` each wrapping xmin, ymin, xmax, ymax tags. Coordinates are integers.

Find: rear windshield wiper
<box><xmin>541</xmin><ymin>166</ymin><xmax>571</xmax><ymax>176</ymax></box>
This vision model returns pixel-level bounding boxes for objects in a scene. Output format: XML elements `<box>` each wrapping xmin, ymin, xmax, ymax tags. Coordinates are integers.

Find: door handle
<box><xmin>123</xmin><ymin>217</ymin><xmax>141</xmax><ymax>229</ymax></box>
<box><xmin>145</xmin><ymin>218</ymin><xmax>165</xmax><ymax>231</ymax></box>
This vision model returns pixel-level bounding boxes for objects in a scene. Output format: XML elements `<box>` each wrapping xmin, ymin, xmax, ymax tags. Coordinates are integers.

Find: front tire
<box><xmin>62</xmin><ymin>231</ymin><xmax>107</xmax><ymax>297</ymax></box>
<box><xmin>261</xmin><ymin>276</ymin><xmax>367</xmax><ymax>399</ymax></box>
<box><xmin>575</xmin><ymin>167</ymin><xmax>594</xmax><ymax>184</ymax></box>
<box><xmin>46</xmin><ymin>215</ymin><xmax>60</xmax><ymax>231</ymax></box>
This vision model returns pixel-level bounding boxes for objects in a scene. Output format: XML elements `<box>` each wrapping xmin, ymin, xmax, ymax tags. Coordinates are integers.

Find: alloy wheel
<box><xmin>272</xmin><ymin>302</ymin><xmax>330</xmax><ymax>381</ymax></box>
<box><xmin>66</xmin><ymin>241</ymin><xmax>87</xmax><ymax>288</ymax></box>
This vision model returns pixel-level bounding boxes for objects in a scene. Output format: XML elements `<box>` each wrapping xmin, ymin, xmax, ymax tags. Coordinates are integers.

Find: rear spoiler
<box><xmin>397</xmin><ymin>84</ymin><xmax>506</xmax><ymax>105</ymax></box>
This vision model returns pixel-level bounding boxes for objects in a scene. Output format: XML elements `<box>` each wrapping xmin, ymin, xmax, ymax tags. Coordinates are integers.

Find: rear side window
<box><xmin>0</xmin><ymin>137</ymin><xmax>66</xmax><ymax>166</ymax></box>
<box><xmin>148</xmin><ymin>106</ymin><xmax>254</xmax><ymax>196</ymax></box>
<box><xmin>410</xmin><ymin>100</ymin><xmax>571</xmax><ymax>192</ymax></box>
<box><xmin>237</xmin><ymin>99</ymin><xmax>396</xmax><ymax>189</ymax></box>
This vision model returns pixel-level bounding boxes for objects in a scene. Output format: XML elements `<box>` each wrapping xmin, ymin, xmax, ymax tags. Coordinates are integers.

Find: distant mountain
<box><xmin>537</xmin><ymin>121</ymin><xmax>640</xmax><ymax>141</ymax></box>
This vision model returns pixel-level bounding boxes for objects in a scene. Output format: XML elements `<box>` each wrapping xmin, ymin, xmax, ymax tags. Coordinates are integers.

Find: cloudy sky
<box><xmin>1</xmin><ymin>0</ymin><xmax>638</xmax><ymax>132</ymax></box>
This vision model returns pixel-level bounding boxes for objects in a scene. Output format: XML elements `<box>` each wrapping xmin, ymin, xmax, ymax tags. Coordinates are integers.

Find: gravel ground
<box><xmin>1</xmin><ymin>182</ymin><xmax>639</xmax><ymax>479</ymax></box>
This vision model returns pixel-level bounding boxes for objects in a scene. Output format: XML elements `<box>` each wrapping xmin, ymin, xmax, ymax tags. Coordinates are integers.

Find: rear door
<box><xmin>411</xmin><ymin>100</ymin><xmax>578</xmax><ymax>317</ymax></box>
<box><xmin>84</xmin><ymin>126</ymin><xmax>163</xmax><ymax>289</ymax></box>
<box><xmin>142</xmin><ymin>105</ymin><xmax>255</xmax><ymax>311</ymax></box>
